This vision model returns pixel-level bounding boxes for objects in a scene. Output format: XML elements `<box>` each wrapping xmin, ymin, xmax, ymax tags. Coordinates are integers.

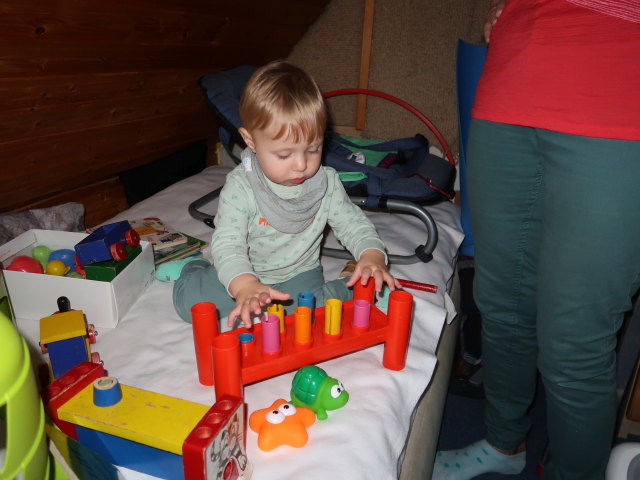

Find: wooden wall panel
<box><xmin>0</xmin><ymin>0</ymin><xmax>331</xmax><ymax>227</ymax></box>
<box><xmin>0</xmin><ymin>74</ymin><xmax>208</xmax><ymax>143</ymax></box>
<box><xmin>1</xmin><ymin>108</ymin><xmax>212</xmax><ymax>211</ymax></box>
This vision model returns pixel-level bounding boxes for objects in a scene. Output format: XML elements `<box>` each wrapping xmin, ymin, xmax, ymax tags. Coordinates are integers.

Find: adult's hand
<box><xmin>484</xmin><ymin>0</ymin><xmax>506</xmax><ymax>43</ymax></box>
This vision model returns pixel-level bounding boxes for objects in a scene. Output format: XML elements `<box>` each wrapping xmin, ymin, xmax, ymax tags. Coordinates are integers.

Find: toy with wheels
<box><xmin>40</xmin><ymin>299</ymin><xmax>100</xmax><ymax>379</ymax></box>
<box><xmin>74</xmin><ymin>220</ymin><xmax>140</xmax><ymax>266</ymax></box>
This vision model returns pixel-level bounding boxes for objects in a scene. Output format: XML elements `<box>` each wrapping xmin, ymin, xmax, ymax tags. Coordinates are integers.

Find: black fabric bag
<box><xmin>324</xmin><ymin>131</ymin><xmax>456</xmax><ymax>208</ymax></box>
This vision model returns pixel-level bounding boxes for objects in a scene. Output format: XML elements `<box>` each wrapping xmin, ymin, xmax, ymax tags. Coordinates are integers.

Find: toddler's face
<box><xmin>244</xmin><ymin>123</ymin><xmax>323</xmax><ymax>186</ymax></box>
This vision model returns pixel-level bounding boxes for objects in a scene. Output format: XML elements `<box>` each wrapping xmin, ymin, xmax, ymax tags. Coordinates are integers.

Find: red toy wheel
<box><xmin>125</xmin><ymin>229</ymin><xmax>140</xmax><ymax>247</ymax></box>
<box><xmin>91</xmin><ymin>352</ymin><xmax>101</xmax><ymax>364</ymax></box>
<box><xmin>39</xmin><ymin>342</ymin><xmax>48</xmax><ymax>354</ymax></box>
<box><xmin>87</xmin><ymin>324</ymin><xmax>98</xmax><ymax>344</ymax></box>
<box><xmin>110</xmin><ymin>242</ymin><xmax>127</xmax><ymax>261</ymax></box>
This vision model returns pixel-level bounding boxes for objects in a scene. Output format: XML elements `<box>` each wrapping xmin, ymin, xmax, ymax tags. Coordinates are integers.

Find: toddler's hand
<box><xmin>228</xmin><ymin>274</ymin><xmax>290</xmax><ymax>329</ymax></box>
<box><xmin>345</xmin><ymin>249</ymin><xmax>402</xmax><ymax>293</ymax></box>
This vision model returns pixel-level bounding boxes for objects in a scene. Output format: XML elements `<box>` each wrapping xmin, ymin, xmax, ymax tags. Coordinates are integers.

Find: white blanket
<box><xmin>21</xmin><ymin>165</ymin><xmax>463</xmax><ymax>480</ymax></box>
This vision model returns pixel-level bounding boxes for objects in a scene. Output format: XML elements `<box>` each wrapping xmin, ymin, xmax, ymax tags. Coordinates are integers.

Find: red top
<box><xmin>472</xmin><ymin>0</ymin><xmax>640</xmax><ymax>140</ymax></box>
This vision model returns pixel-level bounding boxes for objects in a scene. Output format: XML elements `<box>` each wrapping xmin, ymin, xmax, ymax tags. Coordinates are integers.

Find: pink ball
<box><xmin>6</xmin><ymin>255</ymin><xmax>44</xmax><ymax>273</ymax></box>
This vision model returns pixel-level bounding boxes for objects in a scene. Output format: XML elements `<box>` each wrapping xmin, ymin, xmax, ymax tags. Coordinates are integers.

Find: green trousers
<box><xmin>467</xmin><ymin>119</ymin><xmax>640</xmax><ymax>479</ymax></box>
<box><xmin>173</xmin><ymin>261</ymin><xmax>350</xmax><ymax>328</ymax></box>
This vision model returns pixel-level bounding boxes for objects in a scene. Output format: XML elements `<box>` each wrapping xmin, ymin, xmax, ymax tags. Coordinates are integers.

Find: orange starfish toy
<box><xmin>249</xmin><ymin>399</ymin><xmax>316</xmax><ymax>451</ymax></box>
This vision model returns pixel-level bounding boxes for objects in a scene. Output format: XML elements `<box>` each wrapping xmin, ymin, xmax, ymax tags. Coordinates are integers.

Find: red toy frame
<box><xmin>192</xmin><ymin>281</ymin><xmax>414</xmax><ymax>400</ymax></box>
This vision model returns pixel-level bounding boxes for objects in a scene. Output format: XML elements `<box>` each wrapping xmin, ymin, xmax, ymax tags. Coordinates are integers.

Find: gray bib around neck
<box><xmin>241</xmin><ymin>147</ymin><xmax>327</xmax><ymax>234</ymax></box>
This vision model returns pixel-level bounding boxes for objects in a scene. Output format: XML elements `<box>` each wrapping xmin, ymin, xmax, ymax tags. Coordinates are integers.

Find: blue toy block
<box><xmin>48</xmin><ymin>336</ymin><xmax>90</xmax><ymax>379</ymax></box>
<box><xmin>76</xmin><ymin>427</ymin><xmax>183</xmax><ymax>480</ymax></box>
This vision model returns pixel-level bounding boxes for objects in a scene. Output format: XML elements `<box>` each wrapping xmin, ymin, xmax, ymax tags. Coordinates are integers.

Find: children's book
<box><xmin>153</xmin><ymin>233</ymin><xmax>208</xmax><ymax>266</ymax></box>
<box><xmin>128</xmin><ymin>217</ymin><xmax>188</xmax><ymax>251</ymax></box>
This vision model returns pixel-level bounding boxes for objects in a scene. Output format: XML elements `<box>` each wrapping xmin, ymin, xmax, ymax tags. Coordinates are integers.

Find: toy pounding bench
<box><xmin>192</xmin><ymin>280</ymin><xmax>414</xmax><ymax>399</ymax></box>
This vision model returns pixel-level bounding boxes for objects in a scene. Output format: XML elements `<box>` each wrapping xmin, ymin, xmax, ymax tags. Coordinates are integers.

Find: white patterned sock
<box><xmin>432</xmin><ymin>439</ymin><xmax>526</xmax><ymax>480</ymax></box>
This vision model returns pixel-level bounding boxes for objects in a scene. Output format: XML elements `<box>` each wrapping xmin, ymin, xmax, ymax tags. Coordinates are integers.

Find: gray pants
<box><xmin>172</xmin><ymin>260</ymin><xmax>350</xmax><ymax>329</ymax></box>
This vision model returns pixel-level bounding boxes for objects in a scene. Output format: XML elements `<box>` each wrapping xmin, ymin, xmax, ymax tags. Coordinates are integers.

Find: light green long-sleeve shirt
<box><xmin>212</xmin><ymin>165</ymin><xmax>386</xmax><ymax>290</ymax></box>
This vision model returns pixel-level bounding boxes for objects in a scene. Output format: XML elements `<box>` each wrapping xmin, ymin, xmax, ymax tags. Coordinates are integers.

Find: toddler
<box><xmin>160</xmin><ymin>60</ymin><xmax>400</xmax><ymax>329</ymax></box>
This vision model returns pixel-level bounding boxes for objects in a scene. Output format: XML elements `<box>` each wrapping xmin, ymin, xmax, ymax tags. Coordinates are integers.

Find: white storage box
<box><xmin>0</xmin><ymin>230</ymin><xmax>154</xmax><ymax>328</ymax></box>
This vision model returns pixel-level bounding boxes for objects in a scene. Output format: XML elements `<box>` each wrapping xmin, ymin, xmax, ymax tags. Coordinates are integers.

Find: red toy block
<box><xmin>182</xmin><ymin>395</ymin><xmax>251</xmax><ymax>480</ymax></box>
<box><xmin>42</xmin><ymin>361</ymin><xmax>106</xmax><ymax>439</ymax></box>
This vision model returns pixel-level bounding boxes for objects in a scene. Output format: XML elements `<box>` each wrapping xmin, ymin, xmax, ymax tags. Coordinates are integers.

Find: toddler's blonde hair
<box><xmin>239</xmin><ymin>60</ymin><xmax>327</xmax><ymax>142</ymax></box>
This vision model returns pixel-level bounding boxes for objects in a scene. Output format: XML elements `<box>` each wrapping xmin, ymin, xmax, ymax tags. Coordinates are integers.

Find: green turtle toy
<box><xmin>290</xmin><ymin>365</ymin><xmax>349</xmax><ymax>420</ymax></box>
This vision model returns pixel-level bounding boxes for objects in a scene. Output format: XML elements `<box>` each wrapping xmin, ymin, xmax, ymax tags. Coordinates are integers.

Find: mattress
<box><xmin>18</xmin><ymin>165</ymin><xmax>463</xmax><ymax>480</ymax></box>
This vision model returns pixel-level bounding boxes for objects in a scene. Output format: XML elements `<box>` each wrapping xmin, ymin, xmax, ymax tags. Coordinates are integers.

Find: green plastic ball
<box><xmin>31</xmin><ymin>245</ymin><xmax>52</xmax><ymax>268</ymax></box>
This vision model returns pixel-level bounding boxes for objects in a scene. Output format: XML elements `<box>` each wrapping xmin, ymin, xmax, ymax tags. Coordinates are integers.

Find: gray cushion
<box><xmin>0</xmin><ymin>202</ymin><xmax>85</xmax><ymax>246</ymax></box>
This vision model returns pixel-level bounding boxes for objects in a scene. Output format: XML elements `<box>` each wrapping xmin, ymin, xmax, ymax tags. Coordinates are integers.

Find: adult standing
<box><xmin>434</xmin><ymin>1</ymin><xmax>640</xmax><ymax>478</ymax></box>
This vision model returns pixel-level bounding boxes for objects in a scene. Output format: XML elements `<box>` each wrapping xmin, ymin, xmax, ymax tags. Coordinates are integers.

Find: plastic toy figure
<box><xmin>74</xmin><ymin>220</ymin><xmax>140</xmax><ymax>266</ymax></box>
<box><xmin>290</xmin><ymin>365</ymin><xmax>349</xmax><ymax>420</ymax></box>
<box><xmin>249</xmin><ymin>399</ymin><xmax>315</xmax><ymax>451</ymax></box>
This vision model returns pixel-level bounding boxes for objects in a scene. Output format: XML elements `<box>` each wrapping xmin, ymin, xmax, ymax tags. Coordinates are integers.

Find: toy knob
<box><xmin>57</xmin><ymin>296</ymin><xmax>71</xmax><ymax>312</ymax></box>
<box><xmin>93</xmin><ymin>377</ymin><xmax>122</xmax><ymax>407</ymax></box>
